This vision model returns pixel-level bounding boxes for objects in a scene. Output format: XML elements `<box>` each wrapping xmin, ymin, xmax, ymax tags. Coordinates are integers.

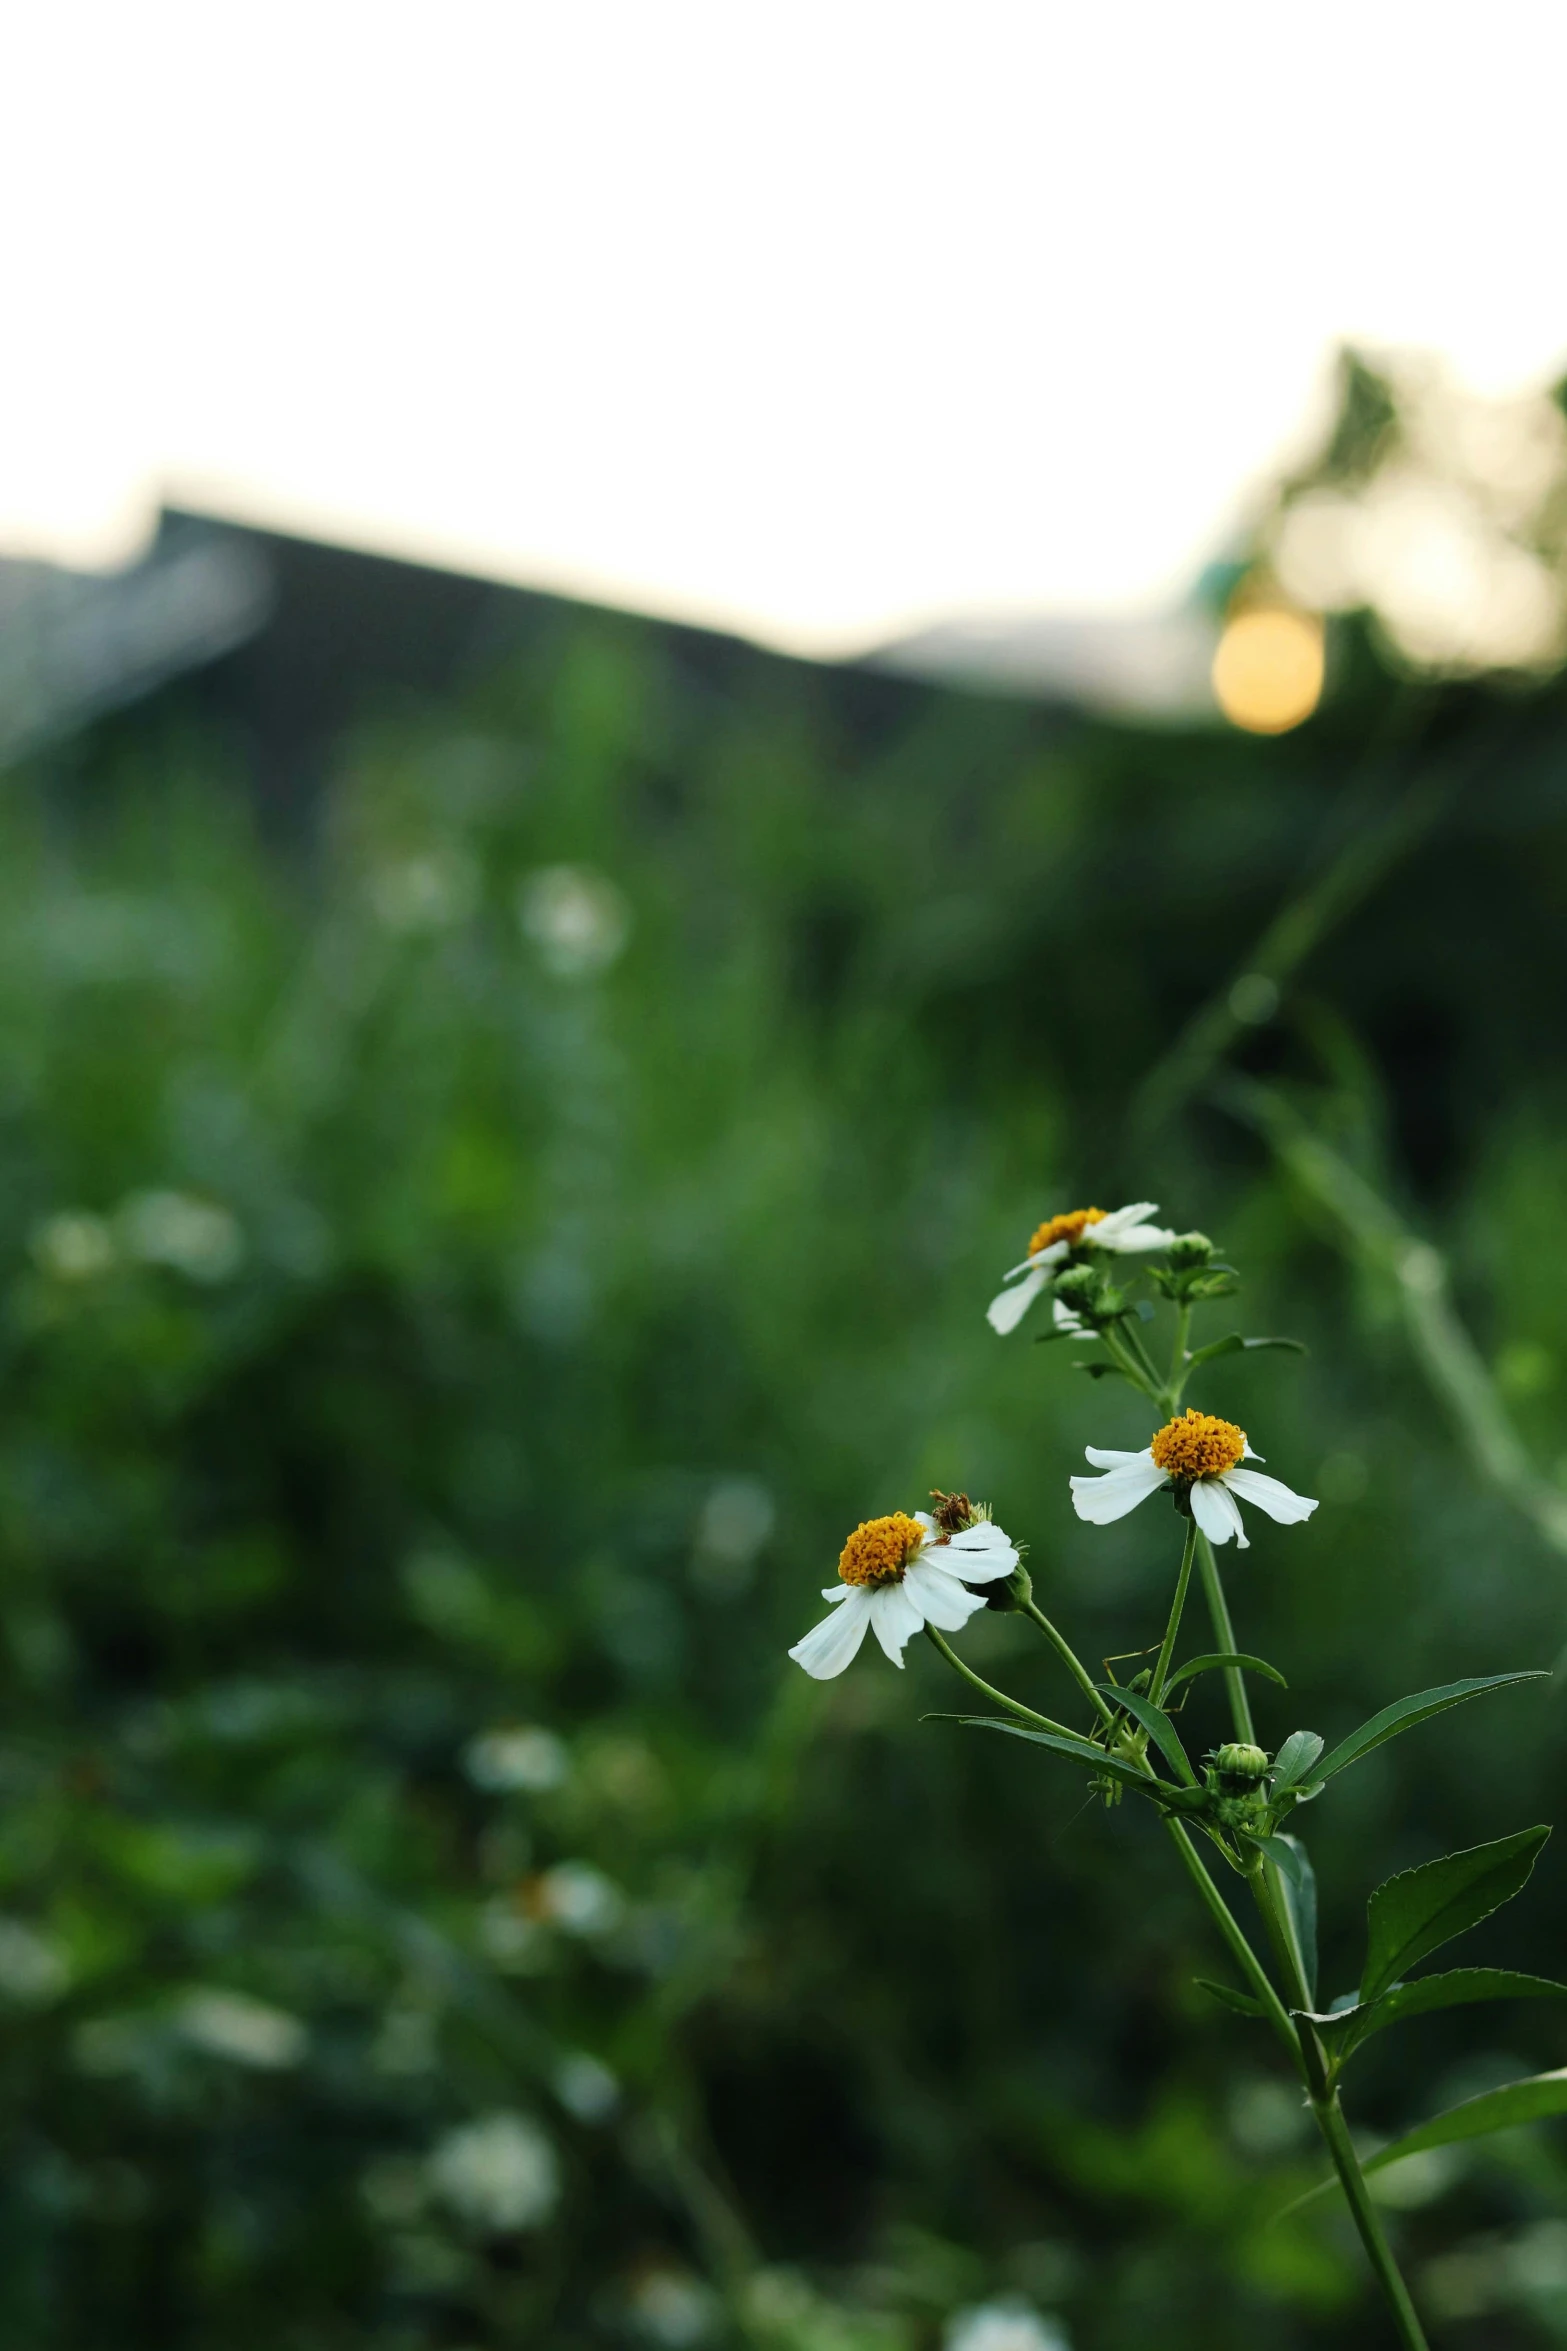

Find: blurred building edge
<box><xmin>0</xmin><ymin>518</ymin><xmax>274</xmax><ymax>770</ymax></box>
<box><xmin>870</xmin><ymin>606</ymin><xmax>1219</xmax><ymax>718</ymax></box>
<box><xmin>0</xmin><ymin>508</ymin><xmax>1221</xmax><ymax>820</ymax></box>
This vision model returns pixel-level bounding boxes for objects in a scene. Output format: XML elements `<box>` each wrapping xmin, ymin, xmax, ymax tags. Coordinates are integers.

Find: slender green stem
<box><xmin>1148</xmin><ymin>1519</ymin><xmax>1198</xmax><ymax>1707</ymax></box>
<box><xmin>1100</xmin><ymin>1321</ymin><xmax>1158</xmax><ymax>1398</ymax></box>
<box><xmin>1162</xmin><ymin>1820</ymin><xmax>1301</xmax><ymax>2068</ymax></box>
<box><xmin>1166</xmin><ymin>1303</ymin><xmax>1191</xmax><ymax>1409</ymax></box>
<box><xmin>1017</xmin><ymin>1596</ymin><xmax>1115</xmax><ymax>1726</ymax></box>
<box><xmin>1249</xmin><ymin>1851</ymin><xmax>1314</xmax><ymax>2019</ymax></box>
<box><xmin>1312</xmin><ymin>2093</ymin><xmax>1433</xmax><ymax>2351</ymax></box>
<box><xmin>921</xmin><ymin>1626</ymin><xmax>1077</xmax><ymax>1738</ymax></box>
<box><xmin>1194</xmin><ymin>1528</ymin><xmax>1255</xmax><ymax>1742</ymax></box>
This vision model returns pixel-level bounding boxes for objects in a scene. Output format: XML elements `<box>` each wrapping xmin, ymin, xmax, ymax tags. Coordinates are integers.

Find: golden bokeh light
<box><xmin>1211</xmin><ymin>608</ymin><xmax>1325</xmax><ymax>734</ymax></box>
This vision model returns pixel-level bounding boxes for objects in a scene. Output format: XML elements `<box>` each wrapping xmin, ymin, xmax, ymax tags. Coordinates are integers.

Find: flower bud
<box><xmin>1052</xmin><ymin>1264</ymin><xmax>1103</xmax><ymax>1305</ymax></box>
<box><xmin>985</xmin><ymin>1561</ymin><xmax>1033</xmax><ymax>1613</ymax></box>
<box><xmin>1213</xmin><ymin>1741</ymin><xmax>1269</xmax><ymax>1789</ymax></box>
<box><xmin>1166</xmin><ymin>1231</ymin><xmax>1215</xmax><ymax>1269</ymax></box>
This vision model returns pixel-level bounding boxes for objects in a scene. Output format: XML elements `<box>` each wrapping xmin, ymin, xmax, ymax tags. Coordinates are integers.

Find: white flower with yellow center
<box><xmin>788</xmin><ymin>1507</ymin><xmax>1019</xmax><ymax>1679</ymax></box>
<box><xmin>987</xmin><ymin>1201</ymin><xmax>1176</xmax><ymax>1335</ymax></box>
<box><xmin>1069</xmin><ymin>1408</ymin><xmax>1318</xmax><ymax>1549</ymax></box>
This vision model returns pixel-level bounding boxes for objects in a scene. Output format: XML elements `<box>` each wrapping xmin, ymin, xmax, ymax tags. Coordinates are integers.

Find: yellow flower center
<box><xmin>1026</xmin><ymin>1206</ymin><xmax>1107</xmax><ymax>1258</ymax></box>
<box><xmin>838</xmin><ymin>1513</ymin><xmax>925</xmax><ymax>1587</ymax></box>
<box><xmin>1150</xmin><ymin>1409</ymin><xmax>1247</xmax><ymax>1481</ymax></box>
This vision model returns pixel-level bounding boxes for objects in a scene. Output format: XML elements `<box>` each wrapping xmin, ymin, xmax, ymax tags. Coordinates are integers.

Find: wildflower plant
<box><xmin>792</xmin><ymin>1205</ymin><xmax>1562</xmax><ymax>2350</ymax></box>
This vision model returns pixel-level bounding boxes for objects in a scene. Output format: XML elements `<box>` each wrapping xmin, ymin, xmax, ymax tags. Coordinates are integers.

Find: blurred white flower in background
<box><xmin>691</xmin><ymin>1475</ymin><xmax>776</xmax><ymax>1596</ymax></box>
<box><xmin>30</xmin><ymin>1211</ymin><xmax>116</xmax><ymax>1281</ymax></box>
<box><xmin>944</xmin><ymin>2298</ymin><xmax>1072</xmax><ymax>2351</ymax></box>
<box><xmin>627</xmin><ymin>2265</ymin><xmax>718</xmax><ymax>2346</ymax></box>
<box><xmin>176</xmin><ymin>1988</ymin><xmax>307</xmax><ymax>2069</ymax></box>
<box><xmin>0</xmin><ymin>1918</ymin><xmax>69</xmax><ymax>2004</ymax></box>
<box><xmin>463</xmin><ymin>1724</ymin><xmax>570</xmax><ymax>1794</ymax></box>
<box><xmin>518</xmin><ymin>864</ymin><xmax>631</xmax><ymax>977</ymax></box>
<box><xmin>369</xmin><ymin>847</ymin><xmax>480</xmax><ymax>934</ymax></box>
<box><xmin>118</xmin><ymin>1191</ymin><xmax>244</xmax><ymax>1283</ymax></box>
<box><xmin>554</xmin><ymin>2049</ymin><xmax>620</xmax><ymax>2122</ymax></box>
<box><xmin>427</xmin><ymin>2111</ymin><xmax>558</xmax><ymax>2232</ymax></box>
<box><xmin>538</xmin><ymin>1860</ymin><xmax>623</xmax><ymax>1935</ymax></box>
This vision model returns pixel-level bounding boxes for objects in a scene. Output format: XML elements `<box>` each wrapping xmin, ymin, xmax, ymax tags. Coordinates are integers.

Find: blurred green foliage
<box><xmin>6</xmin><ymin>543</ymin><xmax>1567</xmax><ymax>2351</ymax></box>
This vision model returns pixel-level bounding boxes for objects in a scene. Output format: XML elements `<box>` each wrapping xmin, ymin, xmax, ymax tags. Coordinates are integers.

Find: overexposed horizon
<box><xmin>5</xmin><ymin>2</ymin><xmax>1567</xmax><ymax>656</ymax></box>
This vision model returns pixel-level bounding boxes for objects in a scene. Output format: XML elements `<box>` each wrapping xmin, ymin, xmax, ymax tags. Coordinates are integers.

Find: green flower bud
<box><xmin>1052</xmin><ymin>1264</ymin><xmax>1103</xmax><ymax>1305</ymax></box>
<box><xmin>1213</xmin><ymin>1741</ymin><xmax>1269</xmax><ymax>1788</ymax></box>
<box><xmin>1166</xmin><ymin>1231</ymin><xmax>1215</xmax><ymax>1269</ymax></box>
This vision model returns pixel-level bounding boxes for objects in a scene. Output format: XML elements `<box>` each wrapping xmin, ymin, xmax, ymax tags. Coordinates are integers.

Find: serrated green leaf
<box><xmin>944</xmin><ymin>1715</ymin><xmax>1195</xmax><ymax>1803</ymax></box>
<box><xmin>1302</xmin><ymin>1968</ymin><xmax>1567</xmax><ymax>2064</ymax></box>
<box><xmin>1094</xmin><ymin>1684</ymin><xmax>1197</xmax><ymax>1784</ymax></box>
<box><xmin>1271</xmin><ymin>1730</ymin><xmax>1325</xmax><ymax>1788</ymax></box>
<box><xmin>1280</xmin><ymin>2068</ymin><xmax>1567</xmax><ymax>2218</ymax></box>
<box><xmin>1314</xmin><ymin>1673</ymin><xmax>1549</xmax><ymax>1784</ymax></box>
<box><xmin>1163</xmin><ymin>1652</ymin><xmax>1288</xmax><ymax>1698</ymax></box>
<box><xmin>1195</xmin><ymin>1977</ymin><xmax>1266</xmax><ymax>2019</ymax></box>
<box><xmin>1185</xmin><ymin>1332</ymin><xmax>1307</xmax><ymax>1370</ymax></box>
<box><xmin>1359</xmin><ymin>1827</ymin><xmax>1550</xmax><ymax>2002</ymax></box>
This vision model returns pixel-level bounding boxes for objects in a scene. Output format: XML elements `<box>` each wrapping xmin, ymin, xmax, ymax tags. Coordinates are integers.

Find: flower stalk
<box><xmin>786</xmin><ymin>1194</ymin><xmax>1551</xmax><ymax>2348</ymax></box>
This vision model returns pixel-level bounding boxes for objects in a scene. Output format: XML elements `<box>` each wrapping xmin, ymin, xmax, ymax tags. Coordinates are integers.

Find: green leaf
<box><xmin>1163</xmin><ymin>1651</ymin><xmax>1288</xmax><ymax>1697</ymax></box>
<box><xmin>1195</xmin><ymin>1977</ymin><xmax>1266</xmax><ymax>2019</ymax></box>
<box><xmin>1074</xmin><ymin>1360</ymin><xmax>1128</xmax><ymax>1380</ymax></box>
<box><xmin>1303</xmin><ymin>1968</ymin><xmax>1567</xmax><ymax>2064</ymax></box>
<box><xmin>944</xmin><ymin>1716</ymin><xmax>1195</xmax><ymax>1804</ymax></box>
<box><xmin>1271</xmin><ymin>1730</ymin><xmax>1325</xmax><ymax>1788</ymax></box>
<box><xmin>1275</xmin><ymin>1832</ymin><xmax>1318</xmax><ymax>2004</ymax></box>
<box><xmin>1314</xmin><ymin>1673</ymin><xmax>1550</xmax><ymax>1784</ymax></box>
<box><xmin>1281</xmin><ymin>2068</ymin><xmax>1567</xmax><ymax>2217</ymax></box>
<box><xmin>1360</xmin><ymin>1827</ymin><xmax>1550</xmax><ymax>2002</ymax></box>
<box><xmin>1185</xmin><ymin>1332</ymin><xmax>1307</xmax><ymax>1370</ymax></box>
<box><xmin>1094</xmin><ymin>1684</ymin><xmax>1197</xmax><ymax>1785</ymax></box>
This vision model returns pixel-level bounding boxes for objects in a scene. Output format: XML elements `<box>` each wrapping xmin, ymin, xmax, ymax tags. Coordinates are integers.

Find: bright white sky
<box><xmin>4</xmin><ymin>2</ymin><xmax>1566</xmax><ymax>655</ymax></box>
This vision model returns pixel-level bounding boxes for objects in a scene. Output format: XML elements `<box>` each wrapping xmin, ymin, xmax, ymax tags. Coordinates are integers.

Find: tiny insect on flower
<box><xmin>987</xmin><ymin>1201</ymin><xmax>1177</xmax><ymax>1335</ymax></box>
<box><xmin>788</xmin><ymin>1506</ymin><xmax>1020</xmax><ymax>1679</ymax></box>
<box><xmin>1069</xmin><ymin>1409</ymin><xmax>1318</xmax><ymax>1548</ymax></box>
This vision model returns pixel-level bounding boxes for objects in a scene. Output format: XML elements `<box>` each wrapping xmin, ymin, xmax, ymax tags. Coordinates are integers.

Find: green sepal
<box><xmin>1359</xmin><ymin>1826</ymin><xmax>1551</xmax><ymax>2002</ymax></box>
<box><xmin>1278</xmin><ymin>2067</ymin><xmax>1567</xmax><ymax>2219</ymax></box>
<box><xmin>939</xmin><ymin>1715</ymin><xmax>1198</xmax><ymax>1806</ymax></box>
<box><xmin>1314</xmin><ymin>1673</ymin><xmax>1550</xmax><ymax>1785</ymax></box>
<box><xmin>1162</xmin><ymin>1652</ymin><xmax>1288</xmax><ymax>1697</ymax></box>
<box><xmin>1074</xmin><ymin>1360</ymin><xmax>1129</xmax><ymax>1380</ymax></box>
<box><xmin>1299</xmin><ymin>1967</ymin><xmax>1567</xmax><ymax>2066</ymax></box>
<box><xmin>1195</xmin><ymin>1977</ymin><xmax>1267</xmax><ymax>2020</ymax></box>
<box><xmin>1184</xmin><ymin>1332</ymin><xmax>1307</xmax><ymax>1370</ymax></box>
<box><xmin>1093</xmin><ymin>1684</ymin><xmax>1198</xmax><ymax>1784</ymax></box>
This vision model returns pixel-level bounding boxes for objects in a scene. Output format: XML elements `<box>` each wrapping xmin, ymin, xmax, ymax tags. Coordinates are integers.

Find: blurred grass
<box><xmin>3</xmin><ymin>586</ymin><xmax>1567</xmax><ymax>2351</ymax></box>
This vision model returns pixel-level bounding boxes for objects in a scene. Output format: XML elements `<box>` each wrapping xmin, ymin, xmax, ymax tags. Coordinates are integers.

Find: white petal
<box><xmin>1097</xmin><ymin>1222</ymin><xmax>1178</xmax><ymax>1254</ymax></box>
<box><xmin>1242</xmin><ymin>1439</ymin><xmax>1264</xmax><ymax>1461</ymax></box>
<box><xmin>1069</xmin><ymin>1457</ymin><xmax>1167</xmax><ymax>1525</ymax></box>
<box><xmin>903</xmin><ymin>1557</ymin><xmax>988</xmax><ymax>1631</ymax></box>
<box><xmin>941</xmin><ymin>1522</ymin><xmax>1018</xmax><ymax>1581</ymax></box>
<box><xmin>1051</xmin><ymin>1297</ymin><xmax>1088</xmax><ymax>1336</ymax></box>
<box><xmin>1091</xmin><ymin>1200</ymin><xmax>1160</xmax><ymax>1237</ymax></box>
<box><xmin>818</xmin><ymin>1584</ymin><xmax>853</xmax><ymax>1602</ymax></box>
<box><xmin>1223</xmin><ymin>1467</ymin><xmax>1318</xmax><ymax>1525</ymax></box>
<box><xmin>1084</xmin><ymin>1445</ymin><xmax>1153</xmax><ymax>1468</ymax></box>
<box><xmin>1190</xmin><ymin>1477</ymin><xmax>1248</xmax><ymax>1549</ymax></box>
<box><xmin>868</xmin><ymin>1579</ymin><xmax>925</xmax><ymax>1665</ymax></box>
<box><xmin>1002</xmin><ymin>1238</ymin><xmax>1069</xmax><ymax>1279</ymax></box>
<box><xmin>987</xmin><ymin>1267</ymin><xmax>1049</xmax><ymax>1333</ymax></box>
<box><xmin>913</xmin><ymin>1511</ymin><xmax>938</xmax><ymax>1536</ymax></box>
<box><xmin>788</xmin><ymin>1589</ymin><xmax>873</xmax><ymax>1678</ymax></box>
